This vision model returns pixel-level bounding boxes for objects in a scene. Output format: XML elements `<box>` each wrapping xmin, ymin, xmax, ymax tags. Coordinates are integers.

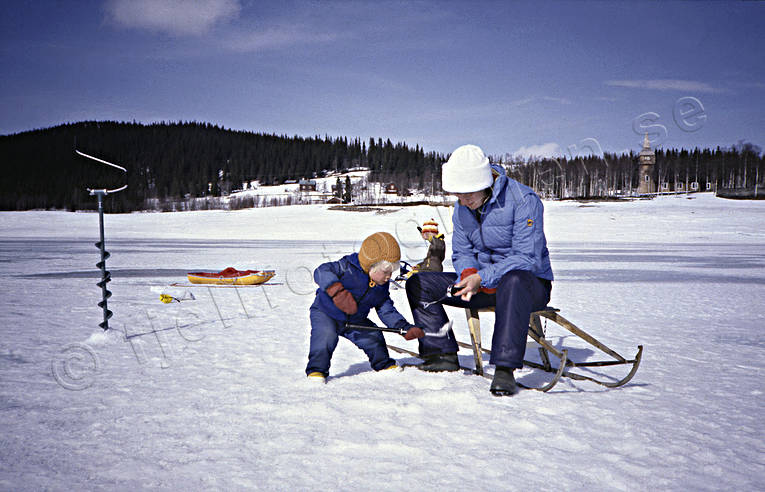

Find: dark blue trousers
<box><xmin>406</xmin><ymin>270</ymin><xmax>551</xmax><ymax>369</ymax></box>
<box><xmin>306</xmin><ymin>307</ymin><xmax>396</xmax><ymax>376</ymax></box>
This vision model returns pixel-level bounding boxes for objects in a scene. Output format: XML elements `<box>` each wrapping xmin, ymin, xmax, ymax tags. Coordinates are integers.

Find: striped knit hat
<box><xmin>420</xmin><ymin>219</ymin><xmax>439</xmax><ymax>235</ymax></box>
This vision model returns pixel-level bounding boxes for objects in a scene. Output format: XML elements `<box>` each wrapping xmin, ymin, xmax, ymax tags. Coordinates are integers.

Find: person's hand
<box><xmin>403</xmin><ymin>326</ymin><xmax>425</xmax><ymax>340</ymax></box>
<box><xmin>326</xmin><ymin>282</ymin><xmax>358</xmax><ymax>315</ymax></box>
<box><xmin>454</xmin><ymin>268</ymin><xmax>482</xmax><ymax>301</ymax></box>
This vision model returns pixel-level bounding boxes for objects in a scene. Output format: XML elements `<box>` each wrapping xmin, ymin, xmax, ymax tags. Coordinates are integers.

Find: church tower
<box><xmin>637</xmin><ymin>134</ymin><xmax>655</xmax><ymax>194</ymax></box>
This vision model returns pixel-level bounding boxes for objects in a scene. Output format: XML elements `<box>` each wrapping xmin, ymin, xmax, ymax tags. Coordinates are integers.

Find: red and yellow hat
<box><xmin>420</xmin><ymin>219</ymin><xmax>439</xmax><ymax>235</ymax></box>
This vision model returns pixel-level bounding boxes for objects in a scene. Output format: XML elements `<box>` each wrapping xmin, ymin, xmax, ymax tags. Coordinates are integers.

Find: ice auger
<box><xmin>77</xmin><ymin>150</ymin><xmax>127</xmax><ymax>331</ymax></box>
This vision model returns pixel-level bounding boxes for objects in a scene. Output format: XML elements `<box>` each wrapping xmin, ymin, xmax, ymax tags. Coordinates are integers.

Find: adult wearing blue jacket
<box><xmin>307</xmin><ymin>232</ymin><xmax>424</xmax><ymax>382</ymax></box>
<box><xmin>406</xmin><ymin>145</ymin><xmax>553</xmax><ymax>396</ymax></box>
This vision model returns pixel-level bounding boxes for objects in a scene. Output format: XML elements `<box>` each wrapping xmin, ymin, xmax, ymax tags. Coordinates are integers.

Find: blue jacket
<box><xmin>312</xmin><ymin>253</ymin><xmax>413</xmax><ymax>330</ymax></box>
<box><xmin>452</xmin><ymin>165</ymin><xmax>554</xmax><ymax>287</ymax></box>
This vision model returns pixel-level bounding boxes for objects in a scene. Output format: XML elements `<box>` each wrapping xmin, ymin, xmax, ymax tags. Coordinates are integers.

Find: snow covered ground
<box><xmin>1</xmin><ymin>193</ymin><xmax>763</xmax><ymax>490</ymax></box>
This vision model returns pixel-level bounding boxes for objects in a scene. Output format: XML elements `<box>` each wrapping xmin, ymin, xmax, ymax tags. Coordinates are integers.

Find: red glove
<box><xmin>326</xmin><ymin>282</ymin><xmax>358</xmax><ymax>315</ymax></box>
<box><xmin>404</xmin><ymin>326</ymin><xmax>425</xmax><ymax>340</ymax></box>
<box><xmin>459</xmin><ymin>268</ymin><xmax>496</xmax><ymax>294</ymax></box>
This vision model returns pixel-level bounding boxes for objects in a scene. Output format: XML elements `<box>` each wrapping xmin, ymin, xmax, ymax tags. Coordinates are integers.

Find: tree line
<box><xmin>0</xmin><ymin>121</ymin><xmax>444</xmax><ymax>212</ymax></box>
<box><xmin>499</xmin><ymin>142</ymin><xmax>763</xmax><ymax>199</ymax></box>
<box><xmin>1</xmin><ymin>121</ymin><xmax>762</xmax><ymax>211</ymax></box>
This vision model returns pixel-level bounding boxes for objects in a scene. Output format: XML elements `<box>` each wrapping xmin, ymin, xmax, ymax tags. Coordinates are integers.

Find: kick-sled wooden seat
<box><xmin>460</xmin><ymin>306</ymin><xmax>643</xmax><ymax>392</ymax></box>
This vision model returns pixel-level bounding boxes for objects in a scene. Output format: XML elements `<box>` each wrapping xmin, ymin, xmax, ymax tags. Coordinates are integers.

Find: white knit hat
<box><xmin>441</xmin><ymin>144</ymin><xmax>493</xmax><ymax>193</ymax></box>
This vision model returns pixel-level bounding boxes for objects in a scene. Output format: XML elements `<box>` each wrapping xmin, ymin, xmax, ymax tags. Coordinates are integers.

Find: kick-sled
<box><xmin>388</xmin><ymin>305</ymin><xmax>643</xmax><ymax>392</ymax></box>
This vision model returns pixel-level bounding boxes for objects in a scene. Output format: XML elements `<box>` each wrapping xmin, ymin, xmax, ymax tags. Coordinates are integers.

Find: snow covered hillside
<box><xmin>1</xmin><ymin>193</ymin><xmax>763</xmax><ymax>490</ymax></box>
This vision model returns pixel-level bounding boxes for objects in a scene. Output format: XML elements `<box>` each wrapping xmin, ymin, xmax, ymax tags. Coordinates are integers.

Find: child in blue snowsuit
<box><xmin>306</xmin><ymin>232</ymin><xmax>423</xmax><ymax>380</ymax></box>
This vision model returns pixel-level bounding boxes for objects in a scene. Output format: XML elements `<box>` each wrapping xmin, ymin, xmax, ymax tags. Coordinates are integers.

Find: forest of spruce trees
<box><xmin>503</xmin><ymin>141</ymin><xmax>763</xmax><ymax>200</ymax></box>
<box><xmin>0</xmin><ymin>121</ymin><xmax>762</xmax><ymax>212</ymax></box>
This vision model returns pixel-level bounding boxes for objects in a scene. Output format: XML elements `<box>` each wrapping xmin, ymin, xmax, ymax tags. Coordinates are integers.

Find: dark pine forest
<box><xmin>0</xmin><ymin>121</ymin><xmax>444</xmax><ymax>212</ymax></box>
<box><xmin>1</xmin><ymin>121</ymin><xmax>762</xmax><ymax>212</ymax></box>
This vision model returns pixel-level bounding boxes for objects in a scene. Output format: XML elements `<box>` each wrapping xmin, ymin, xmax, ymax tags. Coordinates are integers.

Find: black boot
<box><xmin>417</xmin><ymin>353</ymin><xmax>459</xmax><ymax>372</ymax></box>
<box><xmin>490</xmin><ymin>366</ymin><xmax>519</xmax><ymax>396</ymax></box>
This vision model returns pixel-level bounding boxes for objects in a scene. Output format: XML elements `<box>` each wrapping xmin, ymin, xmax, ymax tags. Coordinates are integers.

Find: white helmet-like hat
<box><xmin>441</xmin><ymin>144</ymin><xmax>493</xmax><ymax>193</ymax></box>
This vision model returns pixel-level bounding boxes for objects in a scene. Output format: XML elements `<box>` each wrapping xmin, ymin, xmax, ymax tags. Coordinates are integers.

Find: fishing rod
<box><xmin>420</xmin><ymin>283</ymin><xmax>465</xmax><ymax>309</ymax></box>
<box><xmin>344</xmin><ymin>320</ymin><xmax>453</xmax><ymax>338</ymax></box>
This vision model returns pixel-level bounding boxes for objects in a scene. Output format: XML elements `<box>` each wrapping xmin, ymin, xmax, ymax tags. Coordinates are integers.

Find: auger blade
<box><xmin>82</xmin><ymin>151</ymin><xmax>127</xmax><ymax>332</ymax></box>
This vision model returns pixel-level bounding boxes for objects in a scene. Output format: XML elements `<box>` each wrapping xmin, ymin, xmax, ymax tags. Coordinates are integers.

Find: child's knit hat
<box><xmin>419</xmin><ymin>219</ymin><xmax>439</xmax><ymax>235</ymax></box>
<box><xmin>358</xmin><ymin>232</ymin><xmax>401</xmax><ymax>273</ymax></box>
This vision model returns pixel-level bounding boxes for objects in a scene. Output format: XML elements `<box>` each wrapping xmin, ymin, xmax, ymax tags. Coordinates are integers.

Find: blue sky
<box><xmin>1</xmin><ymin>0</ymin><xmax>763</xmax><ymax>158</ymax></box>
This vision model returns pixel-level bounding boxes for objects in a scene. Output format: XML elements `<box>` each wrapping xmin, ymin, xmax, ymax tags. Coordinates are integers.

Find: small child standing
<box><xmin>306</xmin><ymin>232</ymin><xmax>424</xmax><ymax>382</ymax></box>
<box><xmin>414</xmin><ymin>219</ymin><xmax>446</xmax><ymax>273</ymax></box>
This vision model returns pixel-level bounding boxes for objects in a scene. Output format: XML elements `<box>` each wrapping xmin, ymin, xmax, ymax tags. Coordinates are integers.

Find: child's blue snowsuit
<box><xmin>306</xmin><ymin>253</ymin><xmax>413</xmax><ymax>376</ymax></box>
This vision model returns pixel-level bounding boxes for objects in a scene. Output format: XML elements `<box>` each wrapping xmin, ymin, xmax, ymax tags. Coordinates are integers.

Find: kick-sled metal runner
<box><xmin>389</xmin><ymin>265</ymin><xmax>643</xmax><ymax>392</ymax></box>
